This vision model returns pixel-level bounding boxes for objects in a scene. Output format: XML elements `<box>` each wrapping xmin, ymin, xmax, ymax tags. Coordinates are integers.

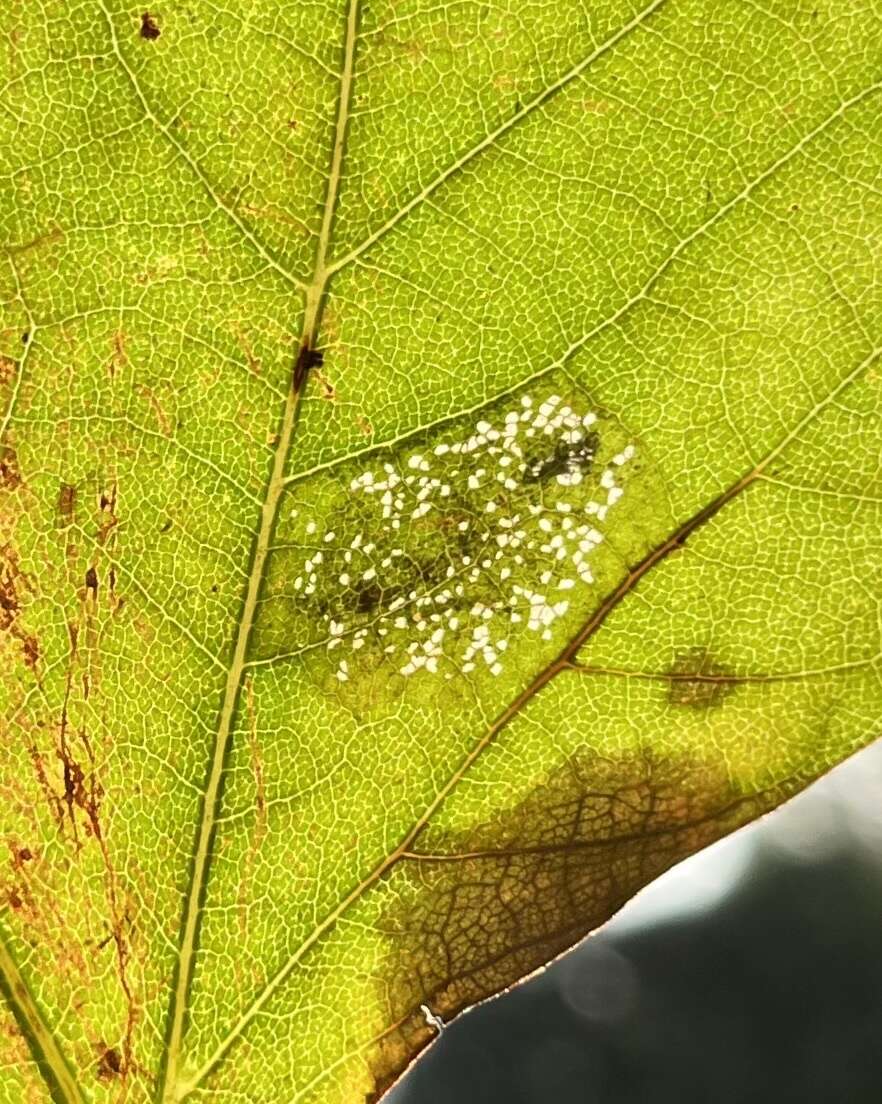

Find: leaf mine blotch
<box><xmin>255</xmin><ymin>388</ymin><xmax>640</xmax><ymax>698</ymax></box>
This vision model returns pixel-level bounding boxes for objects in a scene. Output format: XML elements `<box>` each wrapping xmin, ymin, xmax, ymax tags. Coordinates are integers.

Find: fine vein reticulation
<box><xmin>2</xmin><ymin>2</ymin><xmax>881</xmax><ymax>1104</ymax></box>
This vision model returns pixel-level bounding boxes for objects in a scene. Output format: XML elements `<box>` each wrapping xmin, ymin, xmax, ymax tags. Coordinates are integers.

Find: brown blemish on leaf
<box><xmin>667</xmin><ymin>647</ymin><xmax>737</xmax><ymax>710</ymax></box>
<box><xmin>54</xmin><ymin>621</ymin><xmax>102</xmax><ymax>848</ymax></box>
<box><xmin>293</xmin><ymin>344</ymin><xmax>324</xmax><ymax>393</ymax></box>
<box><xmin>4</xmin><ymin>226</ymin><xmax>63</xmax><ymax>258</ymax></box>
<box><xmin>240</xmin><ymin>202</ymin><xmax>311</xmax><ymax>237</ymax></box>
<box><xmin>230</xmin><ymin>324</ymin><xmax>262</xmax><ymax>376</ymax></box>
<box><xmin>139</xmin><ymin>11</ymin><xmax>161</xmax><ymax>39</ymax></box>
<box><xmin>57</xmin><ymin>483</ymin><xmax>77</xmax><ymax>526</ymax></box>
<box><xmin>367</xmin><ymin>749</ymin><xmax>790</xmax><ymax>1100</ymax></box>
<box><xmin>0</xmin><ymin>447</ymin><xmax>21</xmax><ymax>491</ymax></box>
<box><xmin>313</xmin><ymin>368</ymin><xmax>337</xmax><ymax>402</ymax></box>
<box><xmin>0</xmin><ymin>355</ymin><xmax>16</xmax><ymax>386</ymax></box>
<box><xmin>138</xmin><ymin>384</ymin><xmax>172</xmax><ymax>436</ymax></box>
<box><xmin>0</xmin><ymin>544</ymin><xmax>39</xmax><ymax>669</ymax></box>
<box><xmin>97</xmin><ymin>482</ymin><xmax>120</xmax><ymax>546</ymax></box>
<box><xmin>13</xmin><ymin>847</ymin><xmax>34</xmax><ymax>868</ymax></box>
<box><xmin>52</xmin><ymin>623</ymin><xmax>141</xmax><ymax>1067</ymax></box>
<box><xmin>84</xmin><ymin>566</ymin><xmax>99</xmax><ymax>598</ymax></box>
<box><xmin>356</xmin><ymin>414</ymin><xmax>374</xmax><ymax>437</ymax></box>
<box><xmin>109</xmin><ymin>330</ymin><xmax>128</xmax><ymax>378</ymax></box>
<box><xmin>96</xmin><ymin>1041</ymin><xmax>122</xmax><ymax>1079</ymax></box>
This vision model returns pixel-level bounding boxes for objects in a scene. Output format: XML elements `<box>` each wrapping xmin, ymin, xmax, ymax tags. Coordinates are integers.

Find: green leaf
<box><xmin>1</xmin><ymin>2</ymin><xmax>880</xmax><ymax>1102</ymax></box>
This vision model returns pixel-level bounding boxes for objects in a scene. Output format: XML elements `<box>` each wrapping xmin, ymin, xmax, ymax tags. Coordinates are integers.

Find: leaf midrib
<box><xmin>155</xmin><ymin>0</ymin><xmax>362</xmax><ymax>1099</ymax></box>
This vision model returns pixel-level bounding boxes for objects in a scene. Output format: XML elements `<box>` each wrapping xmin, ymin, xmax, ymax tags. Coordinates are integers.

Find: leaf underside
<box><xmin>1</xmin><ymin>2</ymin><xmax>881</xmax><ymax>1103</ymax></box>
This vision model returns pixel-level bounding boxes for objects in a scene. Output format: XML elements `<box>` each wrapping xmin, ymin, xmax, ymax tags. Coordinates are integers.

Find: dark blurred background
<box><xmin>391</xmin><ymin>742</ymin><xmax>882</xmax><ymax>1104</ymax></box>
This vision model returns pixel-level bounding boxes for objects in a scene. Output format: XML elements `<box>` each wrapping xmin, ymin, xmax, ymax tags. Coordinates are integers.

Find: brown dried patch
<box><xmin>97</xmin><ymin>482</ymin><xmax>119</xmax><ymax>546</ymax></box>
<box><xmin>367</xmin><ymin>749</ymin><xmax>791</xmax><ymax>1101</ymax></box>
<box><xmin>139</xmin><ymin>11</ymin><xmax>160</xmax><ymax>39</ymax></box>
<box><xmin>667</xmin><ymin>647</ymin><xmax>737</xmax><ymax>710</ymax></box>
<box><xmin>4</xmin><ymin>226</ymin><xmax>63</xmax><ymax>258</ymax></box>
<box><xmin>230</xmin><ymin>324</ymin><xmax>262</xmax><ymax>376</ymax></box>
<box><xmin>109</xmin><ymin>330</ymin><xmax>128</xmax><ymax>378</ymax></box>
<box><xmin>83</xmin><ymin>566</ymin><xmax>99</xmax><ymax>604</ymax></box>
<box><xmin>138</xmin><ymin>384</ymin><xmax>172</xmax><ymax>436</ymax></box>
<box><xmin>57</xmin><ymin>482</ymin><xmax>77</xmax><ymax>526</ymax></box>
<box><xmin>313</xmin><ymin>369</ymin><xmax>337</xmax><ymax>402</ymax></box>
<box><xmin>0</xmin><ymin>446</ymin><xmax>21</xmax><ymax>491</ymax></box>
<box><xmin>0</xmin><ymin>355</ymin><xmax>16</xmax><ymax>386</ymax></box>
<box><xmin>10</xmin><ymin>846</ymin><xmax>34</xmax><ymax>870</ymax></box>
<box><xmin>0</xmin><ymin>544</ymin><xmax>38</xmax><ymax>669</ymax></box>
<box><xmin>96</xmin><ymin>1041</ymin><xmax>122</xmax><ymax>1079</ymax></box>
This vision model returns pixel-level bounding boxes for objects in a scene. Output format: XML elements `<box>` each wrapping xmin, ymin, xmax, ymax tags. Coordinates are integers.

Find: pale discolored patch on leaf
<box><xmin>1</xmin><ymin>1</ymin><xmax>881</xmax><ymax>1104</ymax></box>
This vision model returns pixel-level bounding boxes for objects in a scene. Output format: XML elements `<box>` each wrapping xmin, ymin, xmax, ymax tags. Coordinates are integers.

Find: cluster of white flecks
<box><xmin>290</xmin><ymin>394</ymin><xmax>635</xmax><ymax>682</ymax></box>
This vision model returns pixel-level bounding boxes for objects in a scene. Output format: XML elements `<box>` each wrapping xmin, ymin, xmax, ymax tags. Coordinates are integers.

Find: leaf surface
<box><xmin>1</xmin><ymin>2</ymin><xmax>881</xmax><ymax>1103</ymax></box>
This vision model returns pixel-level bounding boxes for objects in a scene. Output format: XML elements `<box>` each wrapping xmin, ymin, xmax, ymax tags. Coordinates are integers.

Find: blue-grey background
<box><xmin>391</xmin><ymin>741</ymin><xmax>882</xmax><ymax>1103</ymax></box>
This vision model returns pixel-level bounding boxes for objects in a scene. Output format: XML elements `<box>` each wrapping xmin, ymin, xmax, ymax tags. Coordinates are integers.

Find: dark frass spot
<box><xmin>522</xmin><ymin>430</ymin><xmax>599</xmax><ymax>484</ymax></box>
<box><xmin>667</xmin><ymin>647</ymin><xmax>737</xmax><ymax>710</ymax></box>
<box><xmin>139</xmin><ymin>11</ymin><xmax>161</xmax><ymax>39</ymax></box>
<box><xmin>293</xmin><ymin>344</ymin><xmax>324</xmax><ymax>391</ymax></box>
<box><xmin>84</xmin><ymin>566</ymin><xmax>98</xmax><ymax>595</ymax></box>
